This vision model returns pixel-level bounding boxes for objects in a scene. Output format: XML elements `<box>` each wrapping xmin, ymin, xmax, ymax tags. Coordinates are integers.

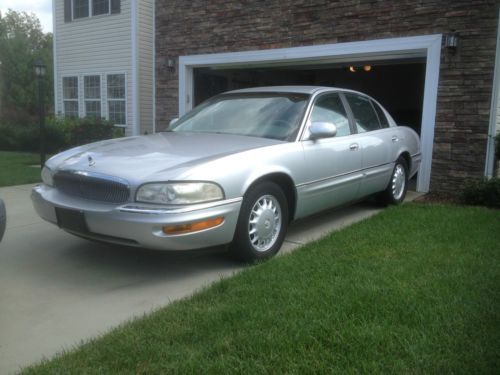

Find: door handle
<box><xmin>349</xmin><ymin>143</ymin><xmax>359</xmax><ymax>151</ymax></box>
<box><xmin>391</xmin><ymin>136</ymin><xmax>398</xmax><ymax>142</ymax></box>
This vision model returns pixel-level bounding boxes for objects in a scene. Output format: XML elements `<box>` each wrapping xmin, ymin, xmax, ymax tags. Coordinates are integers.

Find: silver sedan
<box><xmin>32</xmin><ymin>86</ymin><xmax>420</xmax><ymax>261</ymax></box>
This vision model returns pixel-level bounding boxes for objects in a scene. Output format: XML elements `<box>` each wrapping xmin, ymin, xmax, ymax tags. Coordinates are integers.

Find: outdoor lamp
<box><xmin>33</xmin><ymin>59</ymin><xmax>47</xmax><ymax>167</ymax></box>
<box><xmin>445</xmin><ymin>31</ymin><xmax>459</xmax><ymax>52</ymax></box>
<box><xmin>34</xmin><ymin>59</ymin><xmax>46</xmax><ymax>77</ymax></box>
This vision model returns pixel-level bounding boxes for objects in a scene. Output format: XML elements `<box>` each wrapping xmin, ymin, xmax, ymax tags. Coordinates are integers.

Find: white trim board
<box><xmin>131</xmin><ymin>0</ymin><xmax>139</xmax><ymax>136</ymax></box>
<box><xmin>485</xmin><ymin>9</ymin><xmax>500</xmax><ymax>178</ymax></box>
<box><xmin>178</xmin><ymin>34</ymin><xmax>442</xmax><ymax>192</ymax></box>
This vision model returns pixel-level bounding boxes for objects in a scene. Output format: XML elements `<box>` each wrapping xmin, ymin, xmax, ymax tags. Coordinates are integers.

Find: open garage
<box><xmin>193</xmin><ymin>59</ymin><xmax>426</xmax><ymax>136</ymax></box>
<box><xmin>176</xmin><ymin>36</ymin><xmax>441</xmax><ymax>193</ymax></box>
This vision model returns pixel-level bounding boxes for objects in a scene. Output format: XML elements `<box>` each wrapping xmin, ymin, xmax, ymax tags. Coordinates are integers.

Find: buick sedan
<box><xmin>32</xmin><ymin>86</ymin><xmax>420</xmax><ymax>261</ymax></box>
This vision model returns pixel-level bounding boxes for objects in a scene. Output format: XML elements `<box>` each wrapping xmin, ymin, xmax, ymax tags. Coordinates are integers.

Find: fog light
<box><xmin>162</xmin><ymin>217</ymin><xmax>224</xmax><ymax>235</ymax></box>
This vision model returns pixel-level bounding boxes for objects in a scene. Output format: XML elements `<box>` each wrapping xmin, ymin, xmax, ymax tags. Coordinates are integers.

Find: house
<box><xmin>53</xmin><ymin>0</ymin><xmax>154</xmax><ymax>135</ymax></box>
<box><xmin>54</xmin><ymin>1</ymin><xmax>499</xmax><ymax>193</ymax></box>
<box><xmin>154</xmin><ymin>0</ymin><xmax>499</xmax><ymax>194</ymax></box>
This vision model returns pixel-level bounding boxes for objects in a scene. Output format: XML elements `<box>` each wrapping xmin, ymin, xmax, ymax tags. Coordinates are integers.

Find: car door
<box><xmin>296</xmin><ymin>92</ymin><xmax>363</xmax><ymax>218</ymax></box>
<box><xmin>343</xmin><ymin>92</ymin><xmax>395</xmax><ymax>197</ymax></box>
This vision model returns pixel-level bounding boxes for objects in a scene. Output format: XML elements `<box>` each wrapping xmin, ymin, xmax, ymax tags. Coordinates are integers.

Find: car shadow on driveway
<box><xmin>43</xmin><ymin>236</ymin><xmax>242</xmax><ymax>290</ymax></box>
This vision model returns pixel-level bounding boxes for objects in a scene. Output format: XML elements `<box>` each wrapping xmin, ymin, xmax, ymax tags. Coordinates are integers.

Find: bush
<box><xmin>0</xmin><ymin>122</ymin><xmax>65</xmax><ymax>153</ymax></box>
<box><xmin>0</xmin><ymin>117</ymin><xmax>124</xmax><ymax>153</ymax></box>
<box><xmin>47</xmin><ymin>116</ymin><xmax>124</xmax><ymax>147</ymax></box>
<box><xmin>461</xmin><ymin>178</ymin><xmax>500</xmax><ymax>208</ymax></box>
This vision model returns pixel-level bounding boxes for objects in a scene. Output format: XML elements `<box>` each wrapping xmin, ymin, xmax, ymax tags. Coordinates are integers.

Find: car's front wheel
<box><xmin>231</xmin><ymin>182</ymin><xmax>289</xmax><ymax>262</ymax></box>
<box><xmin>380</xmin><ymin>156</ymin><xmax>408</xmax><ymax>205</ymax></box>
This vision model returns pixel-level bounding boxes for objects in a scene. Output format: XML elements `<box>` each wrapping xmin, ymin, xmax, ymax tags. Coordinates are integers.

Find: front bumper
<box><xmin>31</xmin><ymin>184</ymin><xmax>242</xmax><ymax>250</ymax></box>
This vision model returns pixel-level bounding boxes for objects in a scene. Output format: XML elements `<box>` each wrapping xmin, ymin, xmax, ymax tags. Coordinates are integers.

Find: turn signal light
<box><xmin>162</xmin><ymin>217</ymin><xmax>224</xmax><ymax>235</ymax></box>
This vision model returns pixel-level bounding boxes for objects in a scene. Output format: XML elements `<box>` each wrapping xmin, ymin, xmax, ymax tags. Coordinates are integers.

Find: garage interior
<box><xmin>193</xmin><ymin>58</ymin><xmax>426</xmax><ymax>135</ymax></box>
<box><xmin>193</xmin><ymin>59</ymin><xmax>426</xmax><ymax>189</ymax></box>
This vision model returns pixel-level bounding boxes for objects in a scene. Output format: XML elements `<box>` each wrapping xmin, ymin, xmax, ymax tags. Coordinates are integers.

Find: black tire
<box><xmin>380</xmin><ymin>157</ymin><xmax>408</xmax><ymax>205</ymax></box>
<box><xmin>0</xmin><ymin>198</ymin><xmax>6</xmax><ymax>242</ymax></box>
<box><xmin>231</xmin><ymin>181</ymin><xmax>289</xmax><ymax>263</ymax></box>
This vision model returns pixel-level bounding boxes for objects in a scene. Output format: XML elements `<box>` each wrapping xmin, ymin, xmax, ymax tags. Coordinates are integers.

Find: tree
<box><xmin>0</xmin><ymin>9</ymin><xmax>53</xmax><ymax>124</ymax></box>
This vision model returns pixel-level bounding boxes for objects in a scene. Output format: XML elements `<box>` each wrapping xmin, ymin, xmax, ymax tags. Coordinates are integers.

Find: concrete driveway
<box><xmin>0</xmin><ymin>183</ymin><xmax>420</xmax><ymax>373</ymax></box>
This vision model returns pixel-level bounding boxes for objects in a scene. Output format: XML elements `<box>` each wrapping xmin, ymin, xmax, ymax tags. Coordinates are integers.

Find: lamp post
<box><xmin>34</xmin><ymin>59</ymin><xmax>46</xmax><ymax>167</ymax></box>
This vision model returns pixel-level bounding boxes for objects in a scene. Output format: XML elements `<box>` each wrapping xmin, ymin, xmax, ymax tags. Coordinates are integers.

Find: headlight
<box><xmin>136</xmin><ymin>182</ymin><xmax>224</xmax><ymax>205</ymax></box>
<box><xmin>41</xmin><ymin>166</ymin><xmax>54</xmax><ymax>187</ymax></box>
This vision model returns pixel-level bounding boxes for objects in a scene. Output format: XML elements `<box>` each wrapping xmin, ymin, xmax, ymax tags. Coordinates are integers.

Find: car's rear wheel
<box><xmin>0</xmin><ymin>198</ymin><xmax>6</xmax><ymax>242</ymax></box>
<box><xmin>380</xmin><ymin>156</ymin><xmax>408</xmax><ymax>205</ymax></box>
<box><xmin>231</xmin><ymin>182</ymin><xmax>288</xmax><ymax>262</ymax></box>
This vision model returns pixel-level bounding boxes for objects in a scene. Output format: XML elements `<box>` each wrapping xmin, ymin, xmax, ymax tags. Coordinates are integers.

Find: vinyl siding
<box><xmin>137</xmin><ymin>0</ymin><xmax>154</xmax><ymax>134</ymax></box>
<box><xmin>54</xmin><ymin>0</ymin><xmax>133</xmax><ymax>134</ymax></box>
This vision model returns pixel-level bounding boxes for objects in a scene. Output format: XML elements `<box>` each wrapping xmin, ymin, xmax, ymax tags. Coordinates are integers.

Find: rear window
<box><xmin>372</xmin><ymin>100</ymin><xmax>389</xmax><ymax>128</ymax></box>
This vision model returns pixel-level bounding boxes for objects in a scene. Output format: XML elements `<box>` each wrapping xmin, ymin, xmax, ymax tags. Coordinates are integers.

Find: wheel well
<box><xmin>400</xmin><ymin>151</ymin><xmax>411</xmax><ymax>172</ymax></box>
<box><xmin>247</xmin><ymin>173</ymin><xmax>297</xmax><ymax>222</ymax></box>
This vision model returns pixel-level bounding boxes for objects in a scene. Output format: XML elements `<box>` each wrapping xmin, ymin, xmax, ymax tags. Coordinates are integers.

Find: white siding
<box><xmin>137</xmin><ymin>0</ymin><xmax>154</xmax><ymax>134</ymax></box>
<box><xmin>54</xmin><ymin>0</ymin><xmax>133</xmax><ymax>134</ymax></box>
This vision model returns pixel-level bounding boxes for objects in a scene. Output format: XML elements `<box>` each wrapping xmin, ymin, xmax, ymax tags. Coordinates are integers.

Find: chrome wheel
<box><xmin>248</xmin><ymin>195</ymin><xmax>282</xmax><ymax>252</ymax></box>
<box><xmin>391</xmin><ymin>164</ymin><xmax>406</xmax><ymax>201</ymax></box>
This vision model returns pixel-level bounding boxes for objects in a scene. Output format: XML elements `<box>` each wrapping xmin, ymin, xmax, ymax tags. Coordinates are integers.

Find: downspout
<box><xmin>485</xmin><ymin>9</ymin><xmax>500</xmax><ymax>178</ymax></box>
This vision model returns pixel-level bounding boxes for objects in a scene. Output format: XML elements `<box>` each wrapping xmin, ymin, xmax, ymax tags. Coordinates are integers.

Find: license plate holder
<box><xmin>55</xmin><ymin>207</ymin><xmax>89</xmax><ymax>234</ymax></box>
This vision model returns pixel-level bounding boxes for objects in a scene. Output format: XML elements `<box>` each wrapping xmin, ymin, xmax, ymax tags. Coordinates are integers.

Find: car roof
<box><xmin>224</xmin><ymin>86</ymin><xmax>338</xmax><ymax>95</ymax></box>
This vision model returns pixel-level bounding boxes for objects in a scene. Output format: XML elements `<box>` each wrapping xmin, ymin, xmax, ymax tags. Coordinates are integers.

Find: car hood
<box><xmin>48</xmin><ymin>132</ymin><xmax>283</xmax><ymax>182</ymax></box>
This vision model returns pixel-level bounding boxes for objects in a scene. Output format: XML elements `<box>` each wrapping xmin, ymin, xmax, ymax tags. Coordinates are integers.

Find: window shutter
<box><xmin>64</xmin><ymin>0</ymin><xmax>72</xmax><ymax>22</ymax></box>
<box><xmin>111</xmin><ymin>0</ymin><xmax>121</xmax><ymax>14</ymax></box>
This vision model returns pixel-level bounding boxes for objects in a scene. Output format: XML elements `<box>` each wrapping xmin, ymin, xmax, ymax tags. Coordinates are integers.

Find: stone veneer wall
<box><xmin>155</xmin><ymin>0</ymin><xmax>499</xmax><ymax>193</ymax></box>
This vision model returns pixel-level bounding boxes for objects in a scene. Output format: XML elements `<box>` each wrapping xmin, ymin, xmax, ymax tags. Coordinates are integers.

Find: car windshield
<box><xmin>170</xmin><ymin>93</ymin><xmax>309</xmax><ymax>141</ymax></box>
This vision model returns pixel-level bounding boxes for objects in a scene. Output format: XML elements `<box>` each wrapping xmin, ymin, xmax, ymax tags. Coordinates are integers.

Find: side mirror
<box><xmin>309</xmin><ymin>122</ymin><xmax>337</xmax><ymax>140</ymax></box>
<box><xmin>169</xmin><ymin>118</ymin><xmax>179</xmax><ymax>127</ymax></box>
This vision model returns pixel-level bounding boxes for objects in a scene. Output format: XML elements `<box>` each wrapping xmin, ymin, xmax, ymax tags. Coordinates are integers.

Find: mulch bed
<box><xmin>413</xmin><ymin>192</ymin><xmax>461</xmax><ymax>204</ymax></box>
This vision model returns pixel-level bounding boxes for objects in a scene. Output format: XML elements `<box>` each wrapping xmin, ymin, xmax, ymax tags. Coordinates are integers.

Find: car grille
<box><xmin>53</xmin><ymin>170</ymin><xmax>130</xmax><ymax>203</ymax></box>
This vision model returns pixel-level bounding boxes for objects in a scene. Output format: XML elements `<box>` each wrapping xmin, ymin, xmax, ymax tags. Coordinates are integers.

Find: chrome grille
<box><xmin>54</xmin><ymin>170</ymin><xmax>130</xmax><ymax>203</ymax></box>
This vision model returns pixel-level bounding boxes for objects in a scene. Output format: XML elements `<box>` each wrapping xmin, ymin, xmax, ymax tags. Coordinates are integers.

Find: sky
<box><xmin>0</xmin><ymin>0</ymin><xmax>53</xmax><ymax>33</ymax></box>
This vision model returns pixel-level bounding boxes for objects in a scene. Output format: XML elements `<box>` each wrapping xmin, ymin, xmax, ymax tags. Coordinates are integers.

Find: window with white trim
<box><xmin>92</xmin><ymin>0</ymin><xmax>110</xmax><ymax>16</ymax></box>
<box><xmin>65</xmin><ymin>0</ymin><xmax>120</xmax><ymax>22</ymax></box>
<box><xmin>84</xmin><ymin>75</ymin><xmax>101</xmax><ymax>118</ymax></box>
<box><xmin>107</xmin><ymin>74</ymin><xmax>126</xmax><ymax>125</ymax></box>
<box><xmin>62</xmin><ymin>77</ymin><xmax>79</xmax><ymax>118</ymax></box>
<box><xmin>73</xmin><ymin>0</ymin><xmax>89</xmax><ymax>19</ymax></box>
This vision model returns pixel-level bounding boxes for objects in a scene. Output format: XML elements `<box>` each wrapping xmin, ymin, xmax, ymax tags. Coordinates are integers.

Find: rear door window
<box><xmin>344</xmin><ymin>93</ymin><xmax>381</xmax><ymax>133</ymax></box>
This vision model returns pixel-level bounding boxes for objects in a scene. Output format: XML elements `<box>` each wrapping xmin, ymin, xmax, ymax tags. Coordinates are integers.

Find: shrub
<box><xmin>461</xmin><ymin>178</ymin><xmax>500</xmax><ymax>208</ymax></box>
<box><xmin>47</xmin><ymin>116</ymin><xmax>123</xmax><ymax>147</ymax></box>
<box><xmin>0</xmin><ymin>122</ymin><xmax>65</xmax><ymax>153</ymax></box>
<box><xmin>0</xmin><ymin>117</ymin><xmax>124</xmax><ymax>153</ymax></box>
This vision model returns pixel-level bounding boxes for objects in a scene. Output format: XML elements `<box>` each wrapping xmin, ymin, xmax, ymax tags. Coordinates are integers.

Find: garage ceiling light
<box><xmin>349</xmin><ymin>65</ymin><xmax>372</xmax><ymax>73</ymax></box>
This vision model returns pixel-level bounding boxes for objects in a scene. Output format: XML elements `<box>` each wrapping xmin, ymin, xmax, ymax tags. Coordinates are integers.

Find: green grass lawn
<box><xmin>0</xmin><ymin>151</ymin><xmax>42</xmax><ymax>187</ymax></box>
<box><xmin>22</xmin><ymin>204</ymin><xmax>500</xmax><ymax>374</ymax></box>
